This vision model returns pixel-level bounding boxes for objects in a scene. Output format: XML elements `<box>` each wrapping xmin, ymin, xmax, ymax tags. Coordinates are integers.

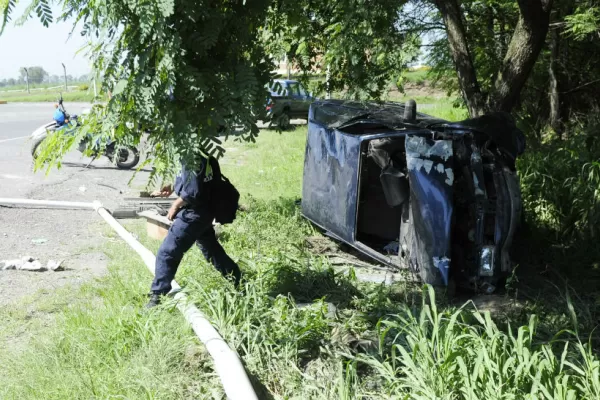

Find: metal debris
<box><xmin>445</xmin><ymin>168</ymin><xmax>454</xmax><ymax>185</ymax></box>
<box><xmin>433</xmin><ymin>256</ymin><xmax>451</xmax><ymax>272</ymax></box>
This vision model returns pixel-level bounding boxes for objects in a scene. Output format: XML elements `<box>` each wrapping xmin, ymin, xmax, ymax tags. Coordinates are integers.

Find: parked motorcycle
<box><xmin>30</xmin><ymin>96</ymin><xmax>140</xmax><ymax>169</ymax></box>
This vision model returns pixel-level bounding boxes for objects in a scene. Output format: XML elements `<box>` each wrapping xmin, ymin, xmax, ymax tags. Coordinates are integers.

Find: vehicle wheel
<box><xmin>278</xmin><ymin>111</ymin><xmax>291</xmax><ymax>130</ymax></box>
<box><xmin>115</xmin><ymin>146</ymin><xmax>140</xmax><ymax>169</ymax></box>
<box><xmin>30</xmin><ymin>135</ymin><xmax>48</xmax><ymax>159</ymax></box>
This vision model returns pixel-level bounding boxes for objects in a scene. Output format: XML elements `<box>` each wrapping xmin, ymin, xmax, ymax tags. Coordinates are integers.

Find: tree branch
<box><xmin>490</xmin><ymin>0</ymin><xmax>553</xmax><ymax>112</ymax></box>
<box><xmin>433</xmin><ymin>0</ymin><xmax>485</xmax><ymax>117</ymax></box>
<box><xmin>562</xmin><ymin>79</ymin><xmax>600</xmax><ymax>95</ymax></box>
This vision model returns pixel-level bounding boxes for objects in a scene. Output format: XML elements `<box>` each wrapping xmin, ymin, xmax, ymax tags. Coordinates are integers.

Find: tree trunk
<box><xmin>433</xmin><ymin>0</ymin><xmax>486</xmax><ymax>117</ymax></box>
<box><xmin>549</xmin><ymin>22</ymin><xmax>561</xmax><ymax>138</ymax></box>
<box><xmin>490</xmin><ymin>0</ymin><xmax>553</xmax><ymax>112</ymax></box>
<box><xmin>499</xmin><ymin>14</ymin><xmax>508</xmax><ymax>59</ymax></box>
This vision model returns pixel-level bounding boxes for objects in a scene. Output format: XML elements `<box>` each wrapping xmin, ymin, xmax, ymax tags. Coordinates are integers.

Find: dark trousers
<box><xmin>151</xmin><ymin>209</ymin><xmax>241</xmax><ymax>294</ymax></box>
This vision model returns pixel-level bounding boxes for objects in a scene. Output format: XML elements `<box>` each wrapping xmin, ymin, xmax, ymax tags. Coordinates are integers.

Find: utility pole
<box><xmin>62</xmin><ymin>63</ymin><xmax>68</xmax><ymax>92</ymax></box>
<box><xmin>24</xmin><ymin>68</ymin><xmax>30</xmax><ymax>94</ymax></box>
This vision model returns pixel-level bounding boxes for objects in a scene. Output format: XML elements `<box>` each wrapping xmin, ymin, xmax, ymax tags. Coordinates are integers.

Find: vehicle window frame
<box><xmin>287</xmin><ymin>82</ymin><xmax>308</xmax><ymax>97</ymax></box>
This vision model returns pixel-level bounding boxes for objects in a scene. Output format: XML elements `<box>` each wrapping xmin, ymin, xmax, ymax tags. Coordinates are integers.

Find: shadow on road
<box><xmin>61</xmin><ymin>161</ymin><xmax>153</xmax><ymax>173</ymax></box>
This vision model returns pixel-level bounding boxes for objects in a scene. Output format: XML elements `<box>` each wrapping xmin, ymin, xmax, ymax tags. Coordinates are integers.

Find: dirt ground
<box><xmin>0</xmin><ymin>155</ymin><xmax>152</xmax><ymax>308</ymax></box>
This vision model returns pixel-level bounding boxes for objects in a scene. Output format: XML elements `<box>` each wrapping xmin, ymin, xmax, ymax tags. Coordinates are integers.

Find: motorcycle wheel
<box><xmin>31</xmin><ymin>135</ymin><xmax>48</xmax><ymax>159</ymax></box>
<box><xmin>114</xmin><ymin>146</ymin><xmax>140</xmax><ymax>169</ymax></box>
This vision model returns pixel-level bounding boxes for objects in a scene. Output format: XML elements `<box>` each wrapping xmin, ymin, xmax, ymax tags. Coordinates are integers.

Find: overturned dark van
<box><xmin>301</xmin><ymin>99</ymin><xmax>525</xmax><ymax>293</ymax></box>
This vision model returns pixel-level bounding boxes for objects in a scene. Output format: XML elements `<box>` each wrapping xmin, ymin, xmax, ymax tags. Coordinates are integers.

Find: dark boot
<box><xmin>145</xmin><ymin>292</ymin><xmax>163</xmax><ymax>308</ymax></box>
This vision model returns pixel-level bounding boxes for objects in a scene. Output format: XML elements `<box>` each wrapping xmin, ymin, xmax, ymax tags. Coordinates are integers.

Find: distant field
<box><xmin>404</xmin><ymin>69</ymin><xmax>431</xmax><ymax>84</ymax></box>
<box><xmin>0</xmin><ymin>81</ymin><xmax>87</xmax><ymax>91</ymax></box>
<box><xmin>0</xmin><ymin>80</ymin><xmax>97</xmax><ymax>103</ymax></box>
<box><xmin>0</xmin><ymin>90</ymin><xmax>96</xmax><ymax>103</ymax></box>
<box><xmin>0</xmin><ymin>69</ymin><xmax>442</xmax><ymax>105</ymax></box>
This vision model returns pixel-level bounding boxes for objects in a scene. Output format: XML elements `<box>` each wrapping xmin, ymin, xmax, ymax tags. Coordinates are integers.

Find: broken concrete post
<box><xmin>19</xmin><ymin>260</ymin><xmax>47</xmax><ymax>272</ymax></box>
<box><xmin>48</xmin><ymin>260</ymin><xmax>64</xmax><ymax>272</ymax></box>
<box><xmin>1</xmin><ymin>259</ymin><xmax>24</xmax><ymax>270</ymax></box>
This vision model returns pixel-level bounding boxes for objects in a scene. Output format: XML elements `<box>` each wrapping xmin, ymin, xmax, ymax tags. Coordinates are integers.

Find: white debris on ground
<box><xmin>47</xmin><ymin>260</ymin><xmax>64</xmax><ymax>271</ymax></box>
<box><xmin>0</xmin><ymin>257</ymin><xmax>65</xmax><ymax>272</ymax></box>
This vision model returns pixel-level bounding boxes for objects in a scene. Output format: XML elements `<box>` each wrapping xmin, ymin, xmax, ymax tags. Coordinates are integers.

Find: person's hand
<box><xmin>167</xmin><ymin>204</ymin><xmax>180</xmax><ymax>221</ymax></box>
<box><xmin>166</xmin><ymin>197</ymin><xmax>186</xmax><ymax>221</ymax></box>
<box><xmin>150</xmin><ymin>184</ymin><xmax>173</xmax><ymax>198</ymax></box>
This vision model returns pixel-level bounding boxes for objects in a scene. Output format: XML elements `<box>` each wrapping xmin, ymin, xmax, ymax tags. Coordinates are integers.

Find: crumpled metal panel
<box><xmin>301</xmin><ymin>122</ymin><xmax>362</xmax><ymax>243</ymax></box>
<box><xmin>405</xmin><ymin>135</ymin><xmax>454</xmax><ymax>286</ymax></box>
<box><xmin>493</xmin><ymin>167</ymin><xmax>523</xmax><ymax>274</ymax></box>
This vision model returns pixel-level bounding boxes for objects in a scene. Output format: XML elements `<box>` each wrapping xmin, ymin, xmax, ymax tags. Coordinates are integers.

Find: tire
<box><xmin>30</xmin><ymin>135</ymin><xmax>48</xmax><ymax>159</ymax></box>
<box><xmin>278</xmin><ymin>111</ymin><xmax>291</xmax><ymax>130</ymax></box>
<box><xmin>115</xmin><ymin>146</ymin><xmax>140</xmax><ymax>169</ymax></box>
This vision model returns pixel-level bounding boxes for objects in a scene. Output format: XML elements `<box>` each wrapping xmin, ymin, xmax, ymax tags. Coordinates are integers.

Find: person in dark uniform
<box><xmin>146</xmin><ymin>155</ymin><xmax>241</xmax><ymax>308</ymax></box>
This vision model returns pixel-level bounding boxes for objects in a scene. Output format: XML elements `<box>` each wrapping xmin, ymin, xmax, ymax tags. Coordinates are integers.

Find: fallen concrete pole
<box><xmin>0</xmin><ymin>197</ymin><xmax>258</xmax><ymax>400</ymax></box>
<box><xmin>0</xmin><ymin>198</ymin><xmax>98</xmax><ymax>210</ymax></box>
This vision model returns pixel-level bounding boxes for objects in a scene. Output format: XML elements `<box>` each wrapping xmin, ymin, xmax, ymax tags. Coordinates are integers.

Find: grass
<box><xmin>0</xmin><ymin>234</ymin><xmax>224</xmax><ymax>399</ymax></box>
<box><xmin>0</xmin><ymin>81</ymin><xmax>90</xmax><ymax>91</ymax></box>
<box><xmin>1</xmin><ymin>123</ymin><xmax>599</xmax><ymax>399</ymax></box>
<box><xmin>0</xmin><ymin>89</ymin><xmax>96</xmax><ymax>103</ymax></box>
<box><xmin>404</xmin><ymin>69</ymin><xmax>430</xmax><ymax>84</ymax></box>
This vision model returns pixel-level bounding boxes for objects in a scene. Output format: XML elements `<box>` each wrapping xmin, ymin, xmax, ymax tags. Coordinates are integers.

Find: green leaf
<box><xmin>113</xmin><ymin>79</ymin><xmax>128</xmax><ymax>96</ymax></box>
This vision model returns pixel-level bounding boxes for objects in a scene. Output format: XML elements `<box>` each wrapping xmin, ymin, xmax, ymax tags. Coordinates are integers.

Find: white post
<box><xmin>24</xmin><ymin>68</ymin><xmax>30</xmax><ymax>94</ymax></box>
<box><xmin>62</xmin><ymin>63</ymin><xmax>68</xmax><ymax>92</ymax></box>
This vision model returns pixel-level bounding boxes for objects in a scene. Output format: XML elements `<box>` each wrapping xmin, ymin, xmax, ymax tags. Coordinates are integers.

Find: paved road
<box><xmin>0</xmin><ymin>102</ymin><xmax>152</xmax><ymax>307</ymax></box>
<box><xmin>0</xmin><ymin>102</ymin><xmax>93</xmax><ymax>198</ymax></box>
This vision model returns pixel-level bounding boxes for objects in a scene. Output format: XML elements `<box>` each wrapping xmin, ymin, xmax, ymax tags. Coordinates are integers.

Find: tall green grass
<box><xmin>355</xmin><ymin>287</ymin><xmax>600</xmax><ymax>399</ymax></box>
<box><xmin>1</xmin><ymin>127</ymin><xmax>598</xmax><ymax>399</ymax></box>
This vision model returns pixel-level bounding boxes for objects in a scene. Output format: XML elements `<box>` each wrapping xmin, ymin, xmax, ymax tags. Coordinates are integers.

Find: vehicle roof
<box><xmin>272</xmin><ymin>79</ymin><xmax>299</xmax><ymax>84</ymax></box>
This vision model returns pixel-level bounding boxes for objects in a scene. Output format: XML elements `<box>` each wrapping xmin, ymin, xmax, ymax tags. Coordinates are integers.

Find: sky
<box><xmin>0</xmin><ymin>2</ymin><xmax>91</xmax><ymax>79</ymax></box>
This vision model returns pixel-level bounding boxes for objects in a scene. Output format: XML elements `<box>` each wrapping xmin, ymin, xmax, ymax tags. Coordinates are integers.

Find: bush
<box><xmin>518</xmin><ymin>131</ymin><xmax>600</xmax><ymax>241</ymax></box>
<box><xmin>78</xmin><ymin>84</ymin><xmax>89</xmax><ymax>91</ymax></box>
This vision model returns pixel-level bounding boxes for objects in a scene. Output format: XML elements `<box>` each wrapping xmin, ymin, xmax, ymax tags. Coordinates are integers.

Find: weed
<box><xmin>357</xmin><ymin>287</ymin><xmax>600</xmax><ymax>399</ymax></box>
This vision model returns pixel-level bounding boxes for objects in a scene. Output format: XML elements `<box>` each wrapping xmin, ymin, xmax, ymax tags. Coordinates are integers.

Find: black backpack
<box><xmin>207</xmin><ymin>157</ymin><xmax>240</xmax><ymax>224</ymax></box>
